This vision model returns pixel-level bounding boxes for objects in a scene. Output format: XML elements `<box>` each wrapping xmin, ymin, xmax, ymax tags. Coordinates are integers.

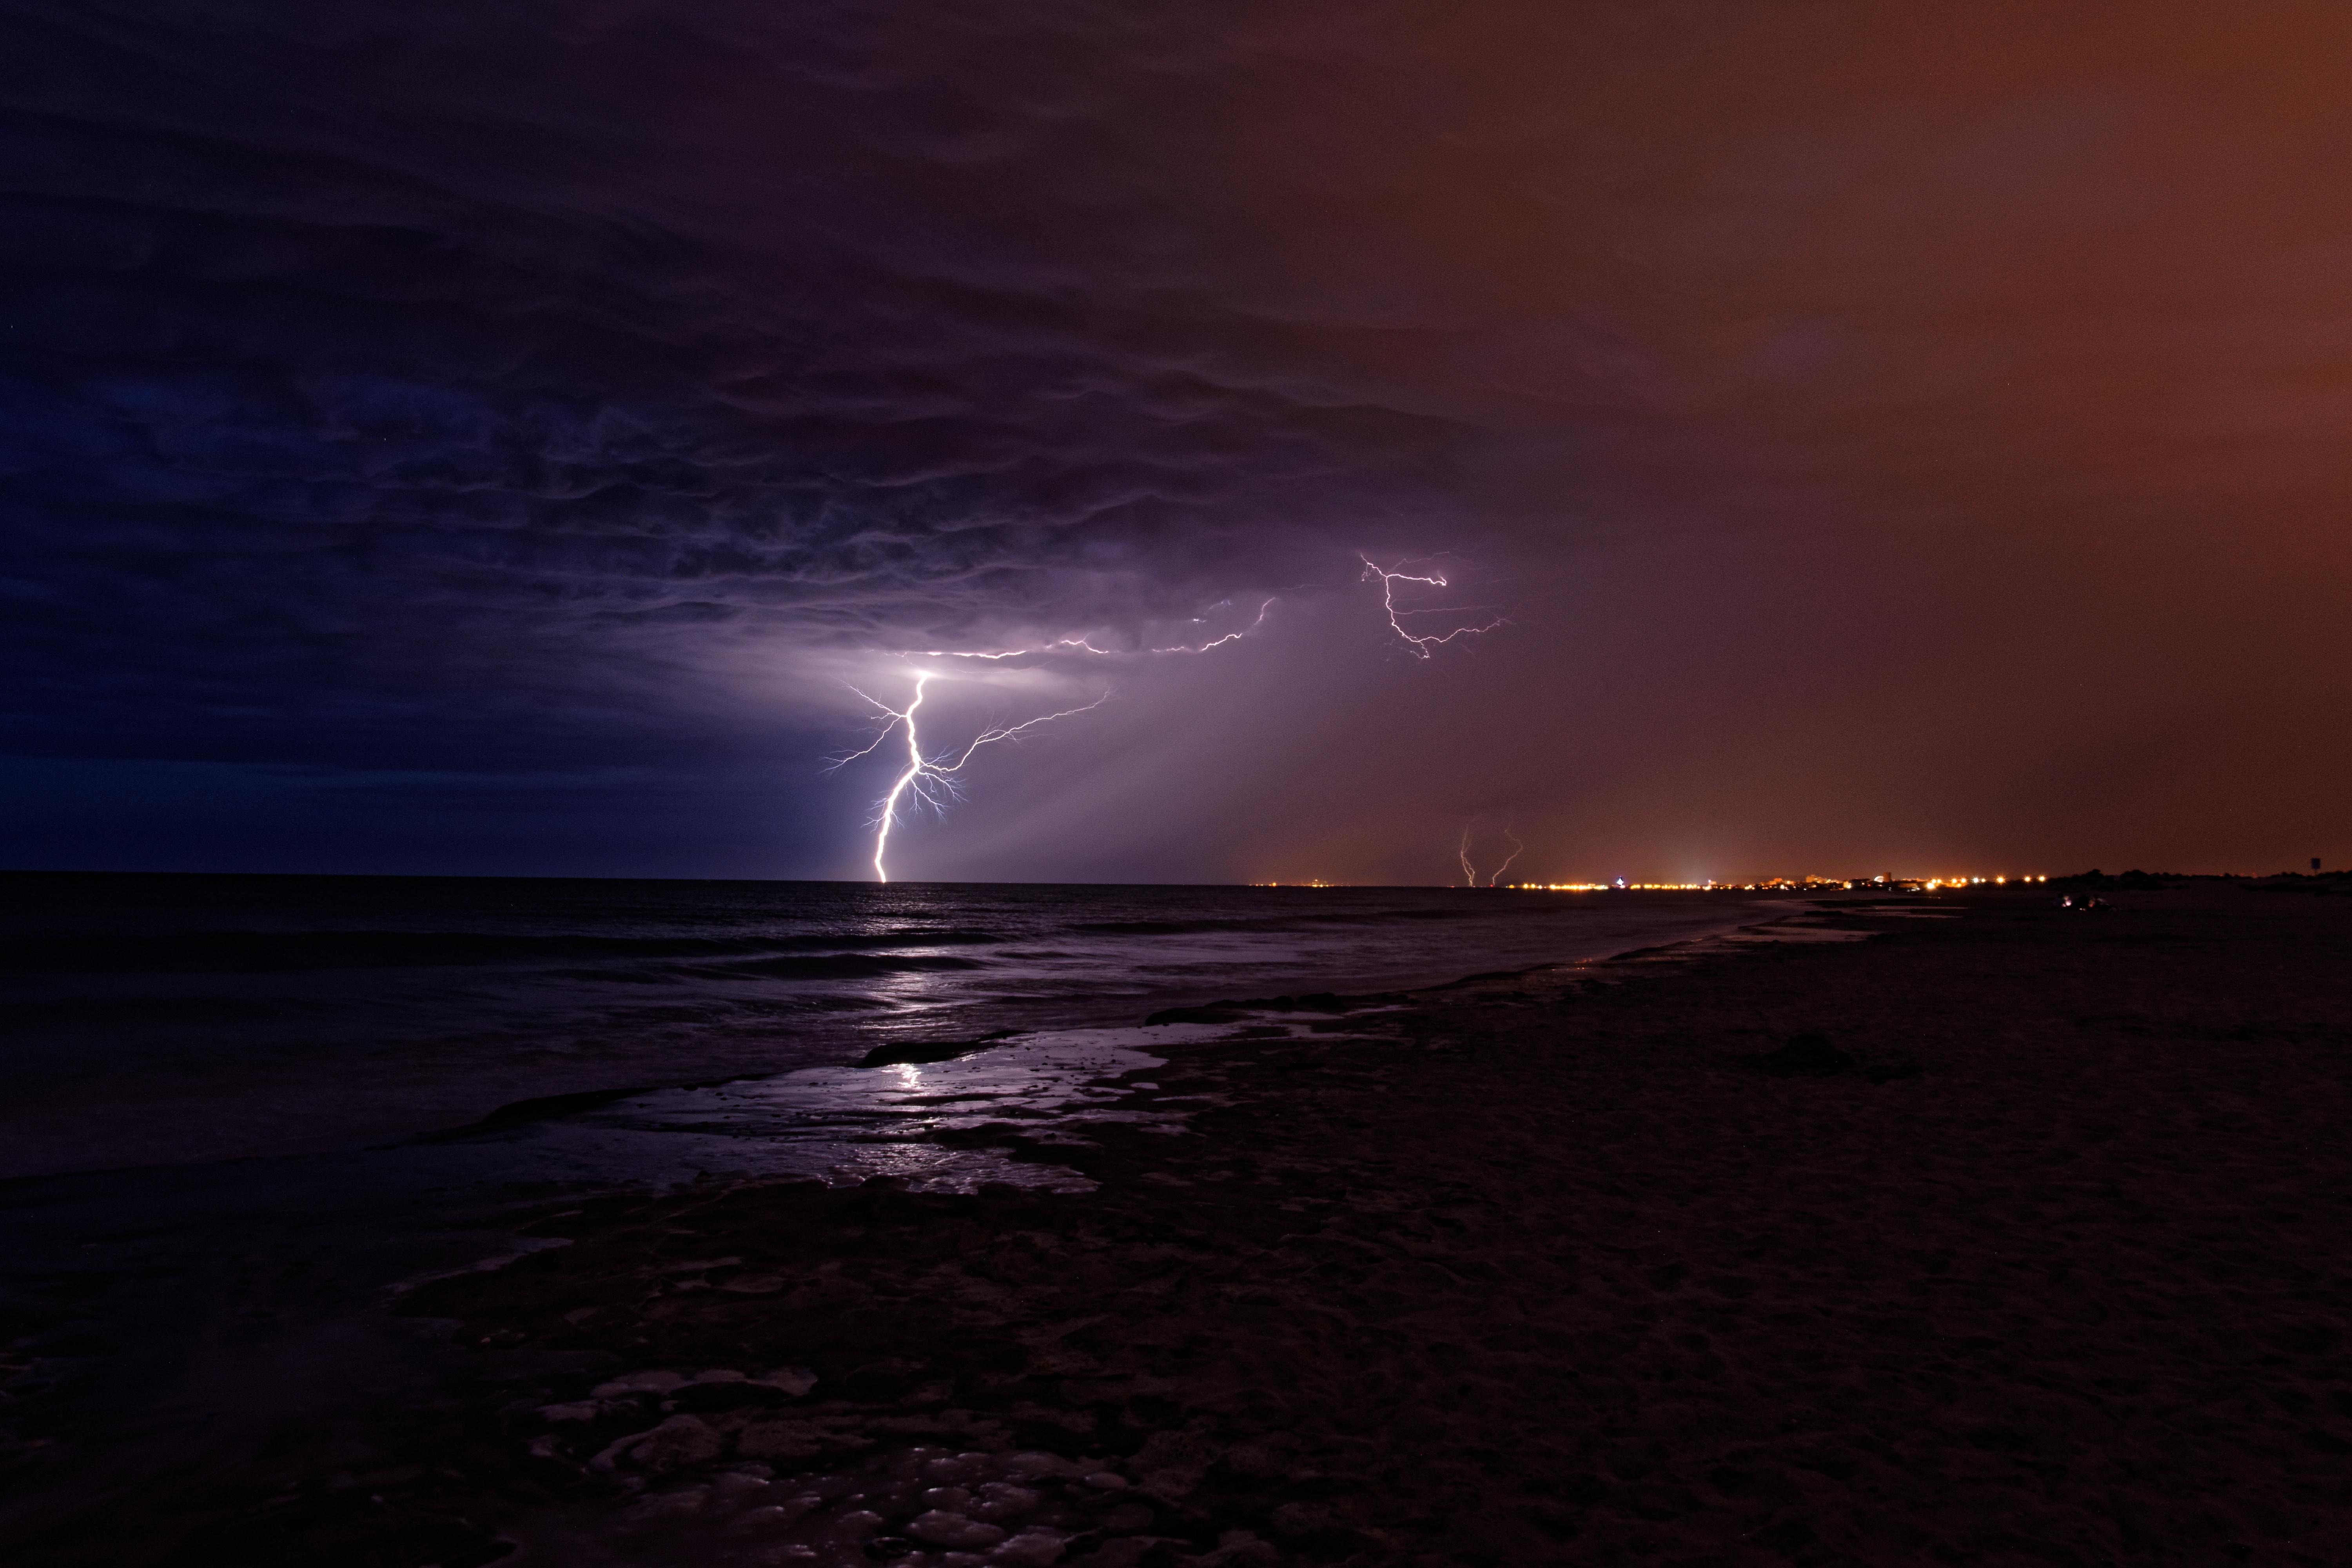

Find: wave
<box><xmin>0</xmin><ymin>927</ymin><xmax>1008</xmax><ymax>975</ymax></box>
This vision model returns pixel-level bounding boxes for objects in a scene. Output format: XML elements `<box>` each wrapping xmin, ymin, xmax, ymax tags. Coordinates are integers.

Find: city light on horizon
<box><xmin>1249</xmin><ymin>873</ymin><xmax>2059</xmax><ymax>891</ymax></box>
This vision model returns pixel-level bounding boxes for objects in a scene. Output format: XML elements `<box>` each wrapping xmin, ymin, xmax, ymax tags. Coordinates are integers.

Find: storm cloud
<box><xmin>5</xmin><ymin>2</ymin><xmax>2347</xmax><ymax>880</ymax></box>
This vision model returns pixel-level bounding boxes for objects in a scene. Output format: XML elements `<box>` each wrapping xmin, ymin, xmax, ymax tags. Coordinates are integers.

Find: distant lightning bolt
<box><xmin>1457</xmin><ymin>820</ymin><xmax>1525</xmax><ymax>887</ymax></box>
<box><xmin>835</xmin><ymin>671</ymin><xmax>1109</xmax><ymax>882</ymax></box>
<box><xmin>1488</xmin><ymin>826</ymin><xmax>1524</xmax><ymax>887</ymax></box>
<box><xmin>1361</xmin><ymin>556</ymin><xmax>1504</xmax><ymax>658</ymax></box>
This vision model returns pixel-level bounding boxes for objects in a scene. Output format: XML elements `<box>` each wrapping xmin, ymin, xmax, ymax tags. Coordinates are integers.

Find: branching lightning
<box><xmin>835</xmin><ymin>554</ymin><xmax>1495</xmax><ymax>880</ymax></box>
<box><xmin>1361</xmin><ymin>557</ymin><xmax>1504</xmax><ymax>658</ymax></box>
<box><xmin>845</xmin><ymin>599</ymin><xmax>1273</xmax><ymax>882</ymax></box>
<box><xmin>910</xmin><ymin>636</ymin><xmax>1117</xmax><ymax>661</ymax></box>
<box><xmin>1149</xmin><ymin>599</ymin><xmax>1274</xmax><ymax>654</ymax></box>
<box><xmin>834</xmin><ymin>671</ymin><xmax>1109</xmax><ymax>882</ymax></box>
<box><xmin>911</xmin><ymin>599</ymin><xmax>1276</xmax><ymax>662</ymax></box>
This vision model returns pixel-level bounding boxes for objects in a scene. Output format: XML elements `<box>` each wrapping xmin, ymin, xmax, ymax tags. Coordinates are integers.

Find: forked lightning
<box><xmin>1361</xmin><ymin>557</ymin><xmax>1504</xmax><ymax>658</ymax></box>
<box><xmin>1459</xmin><ymin>822</ymin><xmax>1525</xmax><ymax>887</ymax></box>
<box><xmin>834</xmin><ymin>671</ymin><xmax>1108</xmax><ymax>882</ymax></box>
<box><xmin>838</xmin><ymin>559</ymin><xmax>1497</xmax><ymax>880</ymax></box>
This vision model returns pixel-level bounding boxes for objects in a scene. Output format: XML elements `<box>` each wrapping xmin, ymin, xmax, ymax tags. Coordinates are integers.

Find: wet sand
<box><xmin>24</xmin><ymin>887</ymin><xmax>2352</xmax><ymax>1565</ymax></box>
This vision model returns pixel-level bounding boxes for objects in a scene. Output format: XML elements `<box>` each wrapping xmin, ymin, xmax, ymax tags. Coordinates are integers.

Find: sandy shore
<box><xmin>42</xmin><ymin>886</ymin><xmax>2352</xmax><ymax>1565</ymax></box>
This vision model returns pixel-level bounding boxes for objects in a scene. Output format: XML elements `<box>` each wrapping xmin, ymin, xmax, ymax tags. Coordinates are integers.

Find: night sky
<box><xmin>5</xmin><ymin>2</ymin><xmax>2346</xmax><ymax>884</ymax></box>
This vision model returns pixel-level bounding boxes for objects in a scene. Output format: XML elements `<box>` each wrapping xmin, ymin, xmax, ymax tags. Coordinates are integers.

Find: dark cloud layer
<box><xmin>4</xmin><ymin>2</ymin><xmax>2347</xmax><ymax>878</ymax></box>
<box><xmin>0</xmin><ymin>6</ymin><xmax>1423</xmax><ymax>733</ymax></box>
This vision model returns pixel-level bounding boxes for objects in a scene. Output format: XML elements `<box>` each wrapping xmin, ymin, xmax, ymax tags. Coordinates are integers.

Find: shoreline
<box><xmin>11</xmin><ymin>886</ymin><xmax>2351</xmax><ymax>1564</ymax></box>
<box><xmin>0</xmin><ymin>886</ymin><xmax>1770</xmax><ymax>1185</ymax></box>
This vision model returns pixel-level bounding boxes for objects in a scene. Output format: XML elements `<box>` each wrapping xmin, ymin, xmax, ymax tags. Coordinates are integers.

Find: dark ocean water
<box><xmin>0</xmin><ymin>873</ymin><xmax>1759</xmax><ymax>1181</ymax></box>
<box><xmin>0</xmin><ymin>875</ymin><xmax>1782</xmax><ymax>1558</ymax></box>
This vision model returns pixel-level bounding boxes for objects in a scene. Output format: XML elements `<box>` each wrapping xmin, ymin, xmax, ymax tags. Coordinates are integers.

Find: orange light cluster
<box><xmin>1501</xmin><ymin>874</ymin><xmax>2054</xmax><ymax>892</ymax></box>
<box><xmin>1250</xmin><ymin>874</ymin><xmax>2058</xmax><ymax>891</ymax></box>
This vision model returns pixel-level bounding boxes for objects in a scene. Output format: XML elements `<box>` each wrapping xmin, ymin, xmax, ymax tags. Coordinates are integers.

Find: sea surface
<box><xmin>0</xmin><ymin>873</ymin><xmax>1760</xmax><ymax>1181</ymax></box>
<box><xmin>0</xmin><ymin>873</ymin><xmax>1779</xmax><ymax>1557</ymax></box>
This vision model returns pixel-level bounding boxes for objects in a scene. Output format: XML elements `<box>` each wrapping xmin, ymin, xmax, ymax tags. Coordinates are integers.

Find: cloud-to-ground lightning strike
<box><xmin>1488</xmin><ymin>826</ymin><xmax>1524</xmax><ymax>887</ymax></box>
<box><xmin>843</xmin><ymin>557</ymin><xmax>1489</xmax><ymax>879</ymax></box>
<box><xmin>834</xmin><ymin>671</ymin><xmax>1109</xmax><ymax>882</ymax></box>
<box><xmin>1458</xmin><ymin>821</ymin><xmax>1525</xmax><ymax>887</ymax></box>
<box><xmin>1362</xmin><ymin>557</ymin><xmax>1504</xmax><ymax>658</ymax></box>
<box><xmin>848</xmin><ymin>599</ymin><xmax>1274</xmax><ymax>881</ymax></box>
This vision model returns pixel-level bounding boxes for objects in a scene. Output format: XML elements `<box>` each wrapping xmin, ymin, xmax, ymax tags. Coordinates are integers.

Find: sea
<box><xmin>0</xmin><ymin>873</ymin><xmax>1771</xmax><ymax>1557</ymax></box>
<box><xmin>0</xmin><ymin>873</ymin><xmax>1762</xmax><ymax>1182</ymax></box>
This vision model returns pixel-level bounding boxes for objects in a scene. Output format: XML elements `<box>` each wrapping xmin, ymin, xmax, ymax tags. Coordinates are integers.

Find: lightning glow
<box><xmin>835</xmin><ymin>671</ymin><xmax>1109</xmax><ymax>882</ymax></box>
<box><xmin>1361</xmin><ymin>556</ymin><xmax>1504</xmax><ymax>657</ymax></box>
<box><xmin>838</xmin><ymin>552</ymin><xmax>1492</xmax><ymax>878</ymax></box>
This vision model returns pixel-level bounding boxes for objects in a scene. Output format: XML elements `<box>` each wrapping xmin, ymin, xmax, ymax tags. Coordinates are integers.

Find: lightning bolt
<box><xmin>834</xmin><ymin>550</ymin><xmax>1490</xmax><ymax>877</ymax></box>
<box><xmin>1361</xmin><ymin>556</ymin><xmax>1504</xmax><ymax>658</ymax></box>
<box><xmin>1149</xmin><ymin>599</ymin><xmax>1274</xmax><ymax>654</ymax></box>
<box><xmin>911</xmin><ymin>600</ymin><xmax>1276</xmax><ymax>662</ymax></box>
<box><xmin>1457</xmin><ymin>820</ymin><xmax>1526</xmax><ymax>887</ymax></box>
<box><xmin>909</xmin><ymin>636</ymin><xmax>1118</xmax><ymax>661</ymax></box>
<box><xmin>1488</xmin><ymin>825</ymin><xmax>1524</xmax><ymax>887</ymax></box>
<box><xmin>835</xmin><ymin>671</ymin><xmax>1109</xmax><ymax>882</ymax></box>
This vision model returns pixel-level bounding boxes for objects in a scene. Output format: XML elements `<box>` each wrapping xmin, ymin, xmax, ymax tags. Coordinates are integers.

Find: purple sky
<box><xmin>4</xmin><ymin>2</ymin><xmax>2346</xmax><ymax>883</ymax></box>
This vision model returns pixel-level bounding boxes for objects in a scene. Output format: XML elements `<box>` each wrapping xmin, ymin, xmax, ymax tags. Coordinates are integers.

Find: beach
<box><xmin>11</xmin><ymin>884</ymin><xmax>2352</xmax><ymax>1565</ymax></box>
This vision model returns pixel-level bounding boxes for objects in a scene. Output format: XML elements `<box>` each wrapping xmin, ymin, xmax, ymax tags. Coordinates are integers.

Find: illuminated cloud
<box><xmin>4</xmin><ymin>0</ymin><xmax>2348</xmax><ymax>877</ymax></box>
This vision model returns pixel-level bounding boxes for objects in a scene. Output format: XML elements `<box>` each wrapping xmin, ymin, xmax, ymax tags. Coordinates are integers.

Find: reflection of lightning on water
<box><xmin>1361</xmin><ymin>556</ymin><xmax>1504</xmax><ymax>658</ymax></box>
<box><xmin>833</xmin><ymin>671</ymin><xmax>1108</xmax><ymax>882</ymax></box>
<box><xmin>1458</xmin><ymin>820</ymin><xmax>1525</xmax><ymax>887</ymax></box>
